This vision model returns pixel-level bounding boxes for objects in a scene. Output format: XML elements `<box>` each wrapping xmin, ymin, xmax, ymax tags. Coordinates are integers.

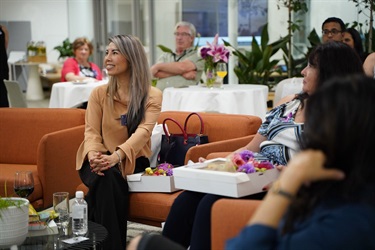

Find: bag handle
<box><xmin>184</xmin><ymin>112</ymin><xmax>205</xmax><ymax>134</ymax></box>
<box><xmin>162</xmin><ymin>118</ymin><xmax>188</xmax><ymax>141</ymax></box>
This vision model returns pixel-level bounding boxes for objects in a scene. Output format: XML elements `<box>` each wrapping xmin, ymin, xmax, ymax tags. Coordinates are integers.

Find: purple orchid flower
<box><xmin>200</xmin><ymin>47</ymin><xmax>211</xmax><ymax>59</ymax></box>
<box><xmin>239</xmin><ymin>150</ymin><xmax>254</xmax><ymax>162</ymax></box>
<box><xmin>237</xmin><ymin>163</ymin><xmax>256</xmax><ymax>174</ymax></box>
<box><xmin>156</xmin><ymin>163</ymin><xmax>174</xmax><ymax>176</ymax></box>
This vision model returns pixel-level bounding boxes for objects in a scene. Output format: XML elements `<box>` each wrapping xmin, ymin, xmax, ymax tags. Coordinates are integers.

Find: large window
<box><xmin>182</xmin><ymin>0</ymin><xmax>268</xmax><ymax>46</ymax></box>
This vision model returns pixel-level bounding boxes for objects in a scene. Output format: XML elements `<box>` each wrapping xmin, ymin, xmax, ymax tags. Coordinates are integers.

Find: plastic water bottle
<box><xmin>72</xmin><ymin>191</ymin><xmax>88</xmax><ymax>236</ymax></box>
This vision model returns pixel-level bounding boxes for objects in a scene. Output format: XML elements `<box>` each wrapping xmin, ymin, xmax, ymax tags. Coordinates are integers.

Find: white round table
<box><xmin>49</xmin><ymin>80</ymin><xmax>107</xmax><ymax>108</ymax></box>
<box><xmin>162</xmin><ymin>84</ymin><xmax>269</xmax><ymax>119</ymax></box>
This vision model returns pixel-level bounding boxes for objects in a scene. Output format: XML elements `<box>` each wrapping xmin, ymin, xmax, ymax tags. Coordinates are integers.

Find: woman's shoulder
<box><xmin>149</xmin><ymin>86</ymin><xmax>162</xmax><ymax>99</ymax></box>
<box><xmin>275</xmin><ymin>94</ymin><xmax>297</xmax><ymax>107</ymax></box>
<box><xmin>62</xmin><ymin>57</ymin><xmax>76</xmax><ymax>65</ymax></box>
<box><xmin>148</xmin><ymin>86</ymin><xmax>163</xmax><ymax>106</ymax></box>
<box><xmin>150</xmin><ymin>86</ymin><xmax>162</xmax><ymax>96</ymax></box>
<box><xmin>363</xmin><ymin>53</ymin><xmax>375</xmax><ymax>77</ymax></box>
<box><xmin>91</xmin><ymin>84</ymin><xmax>108</xmax><ymax>95</ymax></box>
<box><xmin>363</xmin><ymin>52</ymin><xmax>375</xmax><ymax>67</ymax></box>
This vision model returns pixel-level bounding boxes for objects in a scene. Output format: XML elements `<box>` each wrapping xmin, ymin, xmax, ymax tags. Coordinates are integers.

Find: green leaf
<box><xmin>157</xmin><ymin>45</ymin><xmax>174</xmax><ymax>54</ymax></box>
<box><xmin>260</xmin><ymin>24</ymin><xmax>269</xmax><ymax>50</ymax></box>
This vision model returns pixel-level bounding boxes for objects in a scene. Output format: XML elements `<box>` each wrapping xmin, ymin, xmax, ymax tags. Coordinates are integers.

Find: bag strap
<box><xmin>184</xmin><ymin>112</ymin><xmax>204</xmax><ymax>134</ymax></box>
<box><xmin>162</xmin><ymin>118</ymin><xmax>187</xmax><ymax>141</ymax></box>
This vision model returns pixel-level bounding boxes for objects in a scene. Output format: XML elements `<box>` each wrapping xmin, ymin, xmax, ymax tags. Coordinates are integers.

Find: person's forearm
<box><xmin>153</xmin><ymin>61</ymin><xmax>196</xmax><ymax>75</ymax></box>
<box><xmin>65</xmin><ymin>73</ymin><xmax>93</xmax><ymax>82</ymax></box>
<box><xmin>248</xmin><ymin>171</ymin><xmax>301</xmax><ymax>228</ymax></box>
<box><xmin>154</xmin><ymin>71</ymin><xmax>175</xmax><ymax>79</ymax></box>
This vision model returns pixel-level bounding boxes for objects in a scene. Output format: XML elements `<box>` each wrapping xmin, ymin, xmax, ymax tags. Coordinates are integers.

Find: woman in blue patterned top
<box><xmin>161</xmin><ymin>42</ymin><xmax>365</xmax><ymax>250</ymax></box>
<box><xmin>226</xmin><ymin>74</ymin><xmax>375</xmax><ymax>250</ymax></box>
<box><xmin>129</xmin><ymin>75</ymin><xmax>375</xmax><ymax>250</ymax></box>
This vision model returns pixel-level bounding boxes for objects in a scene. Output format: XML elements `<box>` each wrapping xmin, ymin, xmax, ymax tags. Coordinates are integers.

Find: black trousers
<box><xmin>137</xmin><ymin>233</ymin><xmax>185</xmax><ymax>250</ymax></box>
<box><xmin>79</xmin><ymin>156</ymin><xmax>149</xmax><ymax>250</ymax></box>
<box><xmin>0</xmin><ymin>79</ymin><xmax>9</xmax><ymax>107</ymax></box>
<box><xmin>162</xmin><ymin>191</ymin><xmax>266</xmax><ymax>250</ymax></box>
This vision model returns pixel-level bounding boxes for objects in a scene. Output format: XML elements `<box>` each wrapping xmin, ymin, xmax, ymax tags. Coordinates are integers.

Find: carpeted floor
<box><xmin>127</xmin><ymin>221</ymin><xmax>163</xmax><ymax>245</ymax></box>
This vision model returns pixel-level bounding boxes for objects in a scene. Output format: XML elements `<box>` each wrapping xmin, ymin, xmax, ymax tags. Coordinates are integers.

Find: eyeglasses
<box><xmin>322</xmin><ymin>29</ymin><xmax>342</xmax><ymax>36</ymax></box>
<box><xmin>174</xmin><ymin>32</ymin><xmax>191</xmax><ymax>37</ymax></box>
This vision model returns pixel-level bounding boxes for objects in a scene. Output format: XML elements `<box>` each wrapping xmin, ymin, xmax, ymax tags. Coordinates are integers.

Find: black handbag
<box><xmin>158</xmin><ymin>112</ymin><xmax>209</xmax><ymax>166</ymax></box>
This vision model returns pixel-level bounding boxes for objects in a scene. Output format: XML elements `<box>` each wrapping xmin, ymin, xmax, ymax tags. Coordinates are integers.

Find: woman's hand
<box><xmin>198</xmin><ymin>157</ymin><xmax>206</xmax><ymax>163</ymax></box>
<box><xmin>88</xmin><ymin>151</ymin><xmax>116</xmax><ymax>176</ymax></box>
<box><xmin>281</xmin><ymin>150</ymin><xmax>345</xmax><ymax>186</ymax></box>
<box><xmin>249</xmin><ymin>150</ymin><xmax>345</xmax><ymax>228</ymax></box>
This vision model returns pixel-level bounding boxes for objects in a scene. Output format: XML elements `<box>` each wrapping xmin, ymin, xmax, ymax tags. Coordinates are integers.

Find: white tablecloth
<box><xmin>162</xmin><ymin>84</ymin><xmax>268</xmax><ymax>119</ymax></box>
<box><xmin>49</xmin><ymin>81</ymin><xmax>107</xmax><ymax>108</ymax></box>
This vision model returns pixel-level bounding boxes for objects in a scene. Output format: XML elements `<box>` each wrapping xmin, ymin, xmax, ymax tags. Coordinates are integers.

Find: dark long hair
<box><xmin>345</xmin><ymin>28</ymin><xmax>367</xmax><ymax>62</ymax></box>
<box><xmin>283</xmin><ymin>75</ymin><xmax>375</xmax><ymax>233</ymax></box>
<box><xmin>296</xmin><ymin>42</ymin><xmax>364</xmax><ymax>105</ymax></box>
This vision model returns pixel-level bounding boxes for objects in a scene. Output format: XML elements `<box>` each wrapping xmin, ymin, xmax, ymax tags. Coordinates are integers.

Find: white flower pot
<box><xmin>0</xmin><ymin>198</ymin><xmax>29</xmax><ymax>248</ymax></box>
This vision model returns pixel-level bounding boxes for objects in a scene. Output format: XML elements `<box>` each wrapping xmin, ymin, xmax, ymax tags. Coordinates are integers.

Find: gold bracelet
<box><xmin>114</xmin><ymin>151</ymin><xmax>122</xmax><ymax>166</ymax></box>
<box><xmin>271</xmin><ymin>180</ymin><xmax>294</xmax><ymax>200</ymax></box>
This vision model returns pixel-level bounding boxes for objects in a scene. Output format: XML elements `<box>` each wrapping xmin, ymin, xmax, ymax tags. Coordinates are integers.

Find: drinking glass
<box><xmin>14</xmin><ymin>171</ymin><xmax>34</xmax><ymax>198</ymax></box>
<box><xmin>216</xmin><ymin>63</ymin><xmax>228</xmax><ymax>80</ymax></box>
<box><xmin>53</xmin><ymin>192</ymin><xmax>70</xmax><ymax>235</ymax></box>
<box><xmin>215</xmin><ymin>63</ymin><xmax>227</xmax><ymax>88</ymax></box>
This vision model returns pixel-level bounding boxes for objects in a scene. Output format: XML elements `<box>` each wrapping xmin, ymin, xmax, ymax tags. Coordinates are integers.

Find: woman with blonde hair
<box><xmin>76</xmin><ymin>34</ymin><xmax>162</xmax><ymax>249</ymax></box>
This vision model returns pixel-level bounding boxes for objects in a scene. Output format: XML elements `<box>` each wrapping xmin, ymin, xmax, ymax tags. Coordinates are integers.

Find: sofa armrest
<box><xmin>37</xmin><ymin>125</ymin><xmax>85</xmax><ymax>208</ymax></box>
<box><xmin>211</xmin><ymin>199</ymin><xmax>261</xmax><ymax>250</ymax></box>
<box><xmin>185</xmin><ymin>135</ymin><xmax>255</xmax><ymax>164</ymax></box>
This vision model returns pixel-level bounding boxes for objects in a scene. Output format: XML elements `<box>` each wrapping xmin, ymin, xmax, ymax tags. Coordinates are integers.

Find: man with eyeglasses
<box><xmin>151</xmin><ymin>21</ymin><xmax>204</xmax><ymax>91</ymax></box>
<box><xmin>321</xmin><ymin>17</ymin><xmax>345</xmax><ymax>43</ymax></box>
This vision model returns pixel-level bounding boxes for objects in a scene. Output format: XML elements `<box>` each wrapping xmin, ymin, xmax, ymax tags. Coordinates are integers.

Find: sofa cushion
<box><xmin>128</xmin><ymin>191</ymin><xmax>182</xmax><ymax>226</ymax></box>
<box><xmin>0</xmin><ymin>164</ymin><xmax>42</xmax><ymax>206</ymax></box>
<box><xmin>0</xmin><ymin>108</ymin><xmax>85</xmax><ymax>165</ymax></box>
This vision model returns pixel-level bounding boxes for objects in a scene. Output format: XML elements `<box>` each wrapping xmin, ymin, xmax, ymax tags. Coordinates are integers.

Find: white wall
<box><xmin>0</xmin><ymin>0</ymin><xmax>94</xmax><ymax>63</ymax></box>
<box><xmin>68</xmin><ymin>0</ymin><xmax>94</xmax><ymax>42</ymax></box>
<box><xmin>0</xmin><ymin>0</ymin><xmax>69</xmax><ymax>63</ymax></box>
<box><xmin>153</xmin><ymin>0</ymin><xmax>181</xmax><ymax>60</ymax></box>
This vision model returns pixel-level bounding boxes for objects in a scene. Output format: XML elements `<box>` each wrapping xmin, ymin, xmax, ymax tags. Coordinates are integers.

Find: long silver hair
<box><xmin>106</xmin><ymin>34</ymin><xmax>150</xmax><ymax>135</ymax></box>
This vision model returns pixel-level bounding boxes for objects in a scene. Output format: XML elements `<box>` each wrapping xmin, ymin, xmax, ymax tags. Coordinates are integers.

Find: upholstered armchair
<box><xmin>211</xmin><ymin>199</ymin><xmax>262</xmax><ymax>250</ymax></box>
<box><xmin>0</xmin><ymin>108</ymin><xmax>86</xmax><ymax>210</ymax></box>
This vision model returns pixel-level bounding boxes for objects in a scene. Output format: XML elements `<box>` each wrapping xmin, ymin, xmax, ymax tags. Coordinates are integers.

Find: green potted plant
<box><xmin>53</xmin><ymin>38</ymin><xmax>73</xmax><ymax>61</ymax></box>
<box><xmin>223</xmin><ymin>24</ymin><xmax>289</xmax><ymax>90</ymax></box>
<box><xmin>0</xmin><ymin>183</ymin><xmax>29</xmax><ymax>248</ymax></box>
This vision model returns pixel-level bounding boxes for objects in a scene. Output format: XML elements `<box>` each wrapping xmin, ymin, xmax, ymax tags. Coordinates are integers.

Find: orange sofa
<box><xmin>211</xmin><ymin>199</ymin><xmax>261</xmax><ymax>250</ymax></box>
<box><xmin>77</xmin><ymin>111</ymin><xmax>262</xmax><ymax>227</ymax></box>
<box><xmin>0</xmin><ymin>108</ymin><xmax>86</xmax><ymax>210</ymax></box>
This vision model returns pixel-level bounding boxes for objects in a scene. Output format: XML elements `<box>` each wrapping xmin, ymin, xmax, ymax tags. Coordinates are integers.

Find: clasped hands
<box><xmin>88</xmin><ymin>151</ymin><xmax>119</xmax><ymax>176</ymax></box>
